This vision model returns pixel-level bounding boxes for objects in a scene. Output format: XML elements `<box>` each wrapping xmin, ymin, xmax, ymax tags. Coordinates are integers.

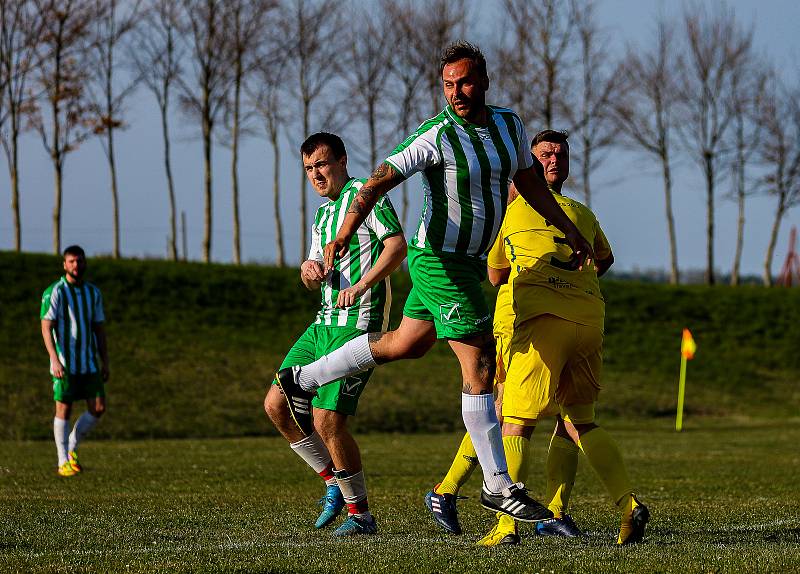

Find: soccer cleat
<box><xmin>618</xmin><ymin>495</ymin><xmax>650</xmax><ymax>545</ymax></box>
<box><xmin>536</xmin><ymin>514</ymin><xmax>583</xmax><ymax>537</ymax></box>
<box><xmin>477</xmin><ymin>522</ymin><xmax>520</xmax><ymax>547</ymax></box>
<box><xmin>332</xmin><ymin>513</ymin><xmax>378</xmax><ymax>536</ymax></box>
<box><xmin>424</xmin><ymin>486</ymin><xmax>462</xmax><ymax>535</ymax></box>
<box><xmin>68</xmin><ymin>451</ymin><xmax>82</xmax><ymax>473</ymax></box>
<box><xmin>57</xmin><ymin>462</ymin><xmax>78</xmax><ymax>477</ymax></box>
<box><xmin>274</xmin><ymin>368</ymin><xmax>315</xmax><ymax>436</ymax></box>
<box><xmin>315</xmin><ymin>484</ymin><xmax>345</xmax><ymax>529</ymax></box>
<box><xmin>480</xmin><ymin>482</ymin><xmax>553</xmax><ymax>523</ymax></box>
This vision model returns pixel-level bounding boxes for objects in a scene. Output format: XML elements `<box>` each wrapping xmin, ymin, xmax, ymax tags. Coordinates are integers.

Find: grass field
<box><xmin>3</xmin><ymin>419</ymin><xmax>799</xmax><ymax>573</ymax></box>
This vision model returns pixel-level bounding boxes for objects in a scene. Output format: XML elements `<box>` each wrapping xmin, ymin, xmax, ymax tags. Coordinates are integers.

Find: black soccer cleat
<box><xmin>424</xmin><ymin>487</ymin><xmax>463</xmax><ymax>535</ymax></box>
<box><xmin>619</xmin><ymin>496</ymin><xmax>650</xmax><ymax>545</ymax></box>
<box><xmin>536</xmin><ymin>514</ymin><xmax>584</xmax><ymax>537</ymax></box>
<box><xmin>274</xmin><ymin>367</ymin><xmax>315</xmax><ymax>437</ymax></box>
<box><xmin>480</xmin><ymin>482</ymin><xmax>554</xmax><ymax>523</ymax></box>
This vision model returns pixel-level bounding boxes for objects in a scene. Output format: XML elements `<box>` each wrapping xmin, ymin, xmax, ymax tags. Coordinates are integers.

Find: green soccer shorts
<box><xmin>403</xmin><ymin>246</ymin><xmax>493</xmax><ymax>339</ymax></box>
<box><xmin>277</xmin><ymin>324</ymin><xmax>373</xmax><ymax>416</ymax></box>
<box><xmin>53</xmin><ymin>371</ymin><xmax>105</xmax><ymax>403</ymax></box>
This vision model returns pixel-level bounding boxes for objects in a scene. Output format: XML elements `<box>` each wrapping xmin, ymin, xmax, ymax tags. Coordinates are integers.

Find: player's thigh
<box><xmin>502</xmin><ymin>315</ymin><xmax>571</xmax><ymax>421</ymax></box>
<box><xmin>494</xmin><ymin>329</ymin><xmax>512</xmax><ymax>385</ymax></box>
<box><xmin>557</xmin><ymin>325</ymin><xmax>603</xmax><ymax>412</ymax></box>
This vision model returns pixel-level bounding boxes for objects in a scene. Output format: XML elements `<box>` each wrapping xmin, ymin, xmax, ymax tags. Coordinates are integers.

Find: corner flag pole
<box><xmin>676</xmin><ymin>328</ymin><xmax>696</xmax><ymax>432</ymax></box>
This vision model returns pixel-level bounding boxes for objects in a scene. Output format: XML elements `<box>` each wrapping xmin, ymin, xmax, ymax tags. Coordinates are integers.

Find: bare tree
<box><xmin>29</xmin><ymin>0</ymin><xmax>97</xmax><ymax>255</ymax></box>
<box><xmin>726</xmin><ymin>57</ymin><xmax>767</xmax><ymax>286</ymax></box>
<box><xmin>220</xmin><ymin>0</ymin><xmax>275</xmax><ymax>265</ymax></box>
<box><xmin>566</xmin><ymin>0</ymin><xmax>622</xmax><ymax>208</ymax></box>
<box><xmin>678</xmin><ymin>5</ymin><xmax>754</xmax><ymax>285</ymax></box>
<box><xmin>0</xmin><ymin>0</ymin><xmax>41</xmax><ymax>251</ymax></box>
<box><xmin>282</xmin><ymin>0</ymin><xmax>344</xmax><ymax>262</ymax></box>
<box><xmin>383</xmin><ymin>0</ymin><xmax>431</xmax><ymax>229</ymax></box>
<box><xmin>343</xmin><ymin>2</ymin><xmax>393</xmax><ymax>170</ymax></box>
<box><xmin>177</xmin><ymin>0</ymin><xmax>230</xmax><ymax>263</ymax></box>
<box><xmin>758</xmin><ymin>79</ymin><xmax>800</xmax><ymax>287</ymax></box>
<box><xmin>612</xmin><ymin>20</ymin><xmax>681</xmax><ymax>284</ymax></box>
<box><xmin>249</xmin><ymin>48</ymin><xmax>288</xmax><ymax>267</ymax></box>
<box><xmin>494</xmin><ymin>0</ymin><xmax>575</xmax><ymax>132</ymax></box>
<box><xmin>86</xmin><ymin>0</ymin><xmax>141</xmax><ymax>259</ymax></box>
<box><xmin>130</xmin><ymin>0</ymin><xmax>182</xmax><ymax>261</ymax></box>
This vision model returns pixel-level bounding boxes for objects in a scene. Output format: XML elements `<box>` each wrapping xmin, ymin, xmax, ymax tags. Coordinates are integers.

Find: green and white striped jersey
<box><xmin>385</xmin><ymin>105</ymin><xmax>533</xmax><ymax>258</ymax></box>
<box><xmin>40</xmin><ymin>277</ymin><xmax>105</xmax><ymax>375</ymax></box>
<box><xmin>310</xmin><ymin>178</ymin><xmax>403</xmax><ymax>331</ymax></box>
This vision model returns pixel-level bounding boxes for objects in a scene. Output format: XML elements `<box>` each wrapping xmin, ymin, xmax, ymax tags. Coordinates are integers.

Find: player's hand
<box><xmin>101</xmin><ymin>364</ymin><xmax>110</xmax><ymax>382</ymax></box>
<box><xmin>50</xmin><ymin>356</ymin><xmax>64</xmax><ymax>379</ymax></box>
<box><xmin>323</xmin><ymin>237</ymin><xmax>350</xmax><ymax>273</ymax></box>
<box><xmin>565</xmin><ymin>229</ymin><xmax>595</xmax><ymax>271</ymax></box>
<box><xmin>336</xmin><ymin>282</ymin><xmax>369</xmax><ymax>308</ymax></box>
<box><xmin>300</xmin><ymin>260</ymin><xmax>326</xmax><ymax>283</ymax></box>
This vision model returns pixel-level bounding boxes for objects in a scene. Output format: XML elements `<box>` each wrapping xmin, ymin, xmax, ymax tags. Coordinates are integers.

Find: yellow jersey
<box><xmin>487</xmin><ymin>193</ymin><xmax>611</xmax><ymax>331</ymax></box>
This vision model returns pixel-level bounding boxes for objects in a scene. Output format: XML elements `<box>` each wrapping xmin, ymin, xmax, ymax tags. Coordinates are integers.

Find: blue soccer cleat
<box><xmin>332</xmin><ymin>513</ymin><xmax>378</xmax><ymax>536</ymax></box>
<box><xmin>424</xmin><ymin>487</ymin><xmax>463</xmax><ymax>535</ymax></box>
<box><xmin>536</xmin><ymin>514</ymin><xmax>584</xmax><ymax>537</ymax></box>
<box><xmin>315</xmin><ymin>484</ymin><xmax>345</xmax><ymax>529</ymax></box>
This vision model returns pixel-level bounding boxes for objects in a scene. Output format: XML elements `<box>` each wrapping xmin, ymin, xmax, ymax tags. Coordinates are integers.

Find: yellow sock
<box><xmin>496</xmin><ymin>434</ymin><xmax>530</xmax><ymax>532</ymax></box>
<box><xmin>546</xmin><ymin>434</ymin><xmax>579</xmax><ymax>517</ymax></box>
<box><xmin>436</xmin><ymin>433</ymin><xmax>479</xmax><ymax>495</ymax></box>
<box><xmin>577</xmin><ymin>427</ymin><xmax>632</xmax><ymax>507</ymax></box>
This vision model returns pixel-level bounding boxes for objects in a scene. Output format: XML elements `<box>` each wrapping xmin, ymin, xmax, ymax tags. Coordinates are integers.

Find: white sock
<box><xmin>334</xmin><ymin>469</ymin><xmax>370</xmax><ymax>517</ymax></box>
<box><xmin>296</xmin><ymin>334</ymin><xmax>377</xmax><ymax>392</ymax></box>
<box><xmin>461</xmin><ymin>393</ymin><xmax>513</xmax><ymax>493</ymax></box>
<box><xmin>68</xmin><ymin>412</ymin><xmax>99</xmax><ymax>452</ymax></box>
<box><xmin>290</xmin><ymin>432</ymin><xmax>335</xmax><ymax>485</ymax></box>
<box><xmin>53</xmin><ymin>417</ymin><xmax>69</xmax><ymax>466</ymax></box>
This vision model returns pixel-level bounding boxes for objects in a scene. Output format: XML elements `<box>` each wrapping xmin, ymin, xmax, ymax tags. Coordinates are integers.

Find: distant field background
<box><xmin>1</xmin><ymin>250</ymin><xmax>799</xmax><ymax>440</ymax></box>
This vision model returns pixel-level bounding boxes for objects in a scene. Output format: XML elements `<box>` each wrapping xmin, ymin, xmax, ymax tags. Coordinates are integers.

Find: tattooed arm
<box><xmin>323</xmin><ymin>162</ymin><xmax>406</xmax><ymax>271</ymax></box>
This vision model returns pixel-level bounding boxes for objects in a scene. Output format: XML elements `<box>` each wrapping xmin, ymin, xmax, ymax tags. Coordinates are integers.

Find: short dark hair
<box><xmin>532</xmin><ymin>129</ymin><xmax>570</xmax><ymax>150</ymax></box>
<box><xmin>440</xmin><ymin>41</ymin><xmax>488</xmax><ymax>81</ymax></box>
<box><xmin>300</xmin><ymin>132</ymin><xmax>346</xmax><ymax>160</ymax></box>
<box><xmin>63</xmin><ymin>245</ymin><xmax>85</xmax><ymax>258</ymax></box>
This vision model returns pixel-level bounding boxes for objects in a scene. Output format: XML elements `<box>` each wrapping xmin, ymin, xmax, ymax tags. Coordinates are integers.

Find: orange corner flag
<box><xmin>681</xmin><ymin>328</ymin><xmax>696</xmax><ymax>360</ymax></box>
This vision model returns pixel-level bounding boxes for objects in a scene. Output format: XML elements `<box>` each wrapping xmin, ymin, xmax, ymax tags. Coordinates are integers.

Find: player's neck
<box><xmin>548</xmin><ymin>183</ymin><xmax>563</xmax><ymax>195</ymax></box>
<box><xmin>64</xmin><ymin>274</ymin><xmax>83</xmax><ymax>286</ymax></box>
<box><xmin>326</xmin><ymin>175</ymin><xmax>351</xmax><ymax>202</ymax></box>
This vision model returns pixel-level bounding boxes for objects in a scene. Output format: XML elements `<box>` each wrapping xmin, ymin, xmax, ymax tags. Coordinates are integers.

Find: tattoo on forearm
<box><xmin>346</xmin><ymin>163</ymin><xmax>403</xmax><ymax>216</ymax></box>
<box><xmin>347</xmin><ymin>184</ymin><xmax>381</xmax><ymax>216</ymax></box>
<box><xmin>371</xmin><ymin>163</ymin><xmax>390</xmax><ymax>180</ymax></box>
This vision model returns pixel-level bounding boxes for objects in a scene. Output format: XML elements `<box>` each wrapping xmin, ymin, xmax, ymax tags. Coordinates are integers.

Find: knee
<box><xmin>90</xmin><ymin>404</ymin><xmax>106</xmax><ymax>418</ymax></box>
<box><xmin>264</xmin><ymin>388</ymin><xmax>286</xmax><ymax>422</ymax></box>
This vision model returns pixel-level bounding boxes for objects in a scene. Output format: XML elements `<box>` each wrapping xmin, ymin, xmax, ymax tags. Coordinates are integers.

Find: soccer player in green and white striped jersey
<box><xmin>266</xmin><ymin>133</ymin><xmax>406</xmax><ymax>536</ymax></box>
<box><xmin>276</xmin><ymin>42</ymin><xmax>596</xmax><ymax>529</ymax></box>
<box><xmin>40</xmin><ymin>245</ymin><xmax>109</xmax><ymax>477</ymax></box>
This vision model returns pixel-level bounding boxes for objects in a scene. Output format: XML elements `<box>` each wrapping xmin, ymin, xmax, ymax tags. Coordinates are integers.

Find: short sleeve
<box><xmin>364</xmin><ymin>195</ymin><xmax>404</xmax><ymax>241</ymax></box>
<box><xmin>40</xmin><ymin>285</ymin><xmax>60</xmax><ymax>320</ymax></box>
<box><xmin>93</xmin><ymin>288</ymin><xmax>105</xmax><ymax>323</ymax></box>
<box><xmin>384</xmin><ymin>122</ymin><xmax>442</xmax><ymax>179</ymax></box>
<box><xmin>513</xmin><ymin>114</ymin><xmax>534</xmax><ymax>171</ymax></box>
<box><xmin>593</xmin><ymin>221</ymin><xmax>612</xmax><ymax>261</ymax></box>
<box><xmin>308</xmin><ymin>223</ymin><xmax>323</xmax><ymax>263</ymax></box>
<box><xmin>487</xmin><ymin>223</ymin><xmax>510</xmax><ymax>270</ymax></box>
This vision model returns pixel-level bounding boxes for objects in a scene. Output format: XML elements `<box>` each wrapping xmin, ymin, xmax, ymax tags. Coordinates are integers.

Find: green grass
<box><xmin>2</xmin><ymin>420</ymin><xmax>799</xmax><ymax>573</ymax></box>
<box><xmin>2</xmin><ymin>251</ymin><xmax>800</xmax><ymax>440</ymax></box>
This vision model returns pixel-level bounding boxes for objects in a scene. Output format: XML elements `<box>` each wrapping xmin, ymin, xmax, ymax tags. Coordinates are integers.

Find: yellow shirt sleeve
<box><xmin>487</xmin><ymin>221</ymin><xmax>510</xmax><ymax>270</ymax></box>
<box><xmin>593</xmin><ymin>222</ymin><xmax>612</xmax><ymax>261</ymax></box>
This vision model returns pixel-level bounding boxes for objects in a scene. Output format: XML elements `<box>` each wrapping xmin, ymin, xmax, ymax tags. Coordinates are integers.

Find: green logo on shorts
<box><xmin>440</xmin><ymin>303</ymin><xmax>462</xmax><ymax>324</ymax></box>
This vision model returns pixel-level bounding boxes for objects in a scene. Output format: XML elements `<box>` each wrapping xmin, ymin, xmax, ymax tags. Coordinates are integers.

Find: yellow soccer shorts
<box><xmin>502</xmin><ymin>314</ymin><xmax>603</xmax><ymax>424</ymax></box>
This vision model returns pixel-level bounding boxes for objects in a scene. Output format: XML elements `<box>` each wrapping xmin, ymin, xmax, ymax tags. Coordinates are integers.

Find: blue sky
<box><xmin>1</xmin><ymin>0</ymin><xmax>798</xmax><ymax>280</ymax></box>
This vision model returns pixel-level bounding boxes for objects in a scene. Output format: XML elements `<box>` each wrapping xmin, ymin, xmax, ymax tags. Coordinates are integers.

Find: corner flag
<box><xmin>676</xmin><ymin>328</ymin><xmax>697</xmax><ymax>431</ymax></box>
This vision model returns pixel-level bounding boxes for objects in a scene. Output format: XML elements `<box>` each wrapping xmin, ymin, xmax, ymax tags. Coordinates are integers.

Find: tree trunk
<box><xmin>731</xmin><ymin>119</ymin><xmax>746</xmax><ymax>286</ymax></box>
<box><xmin>202</xmin><ymin>94</ymin><xmax>213</xmax><ymax>263</ymax></box>
<box><xmin>161</xmin><ymin>102</ymin><xmax>178</xmax><ymax>262</ymax></box>
<box><xmin>231</xmin><ymin>74</ymin><xmax>242</xmax><ymax>265</ymax></box>
<box><xmin>53</xmin><ymin>161</ymin><xmax>62</xmax><ymax>255</ymax></box>
<box><xmin>10</xmin><ymin>126</ymin><xmax>20</xmax><ymax>252</ymax></box>
<box><xmin>661</xmin><ymin>152</ymin><xmax>679</xmax><ymax>285</ymax></box>
<box><xmin>368</xmin><ymin>98</ymin><xmax>377</xmax><ymax>170</ymax></box>
<box><xmin>763</xmin><ymin>194</ymin><xmax>786</xmax><ymax>287</ymax></box>
<box><xmin>300</xmin><ymin>99</ymin><xmax>309</xmax><ymax>262</ymax></box>
<box><xmin>107</xmin><ymin>127</ymin><xmax>121</xmax><ymax>259</ymax></box>
<box><xmin>704</xmin><ymin>153</ymin><xmax>715</xmax><ymax>285</ymax></box>
<box><xmin>582</xmin><ymin>137</ymin><xmax>591</xmax><ymax>208</ymax></box>
<box><xmin>271</xmin><ymin>131</ymin><xmax>284</xmax><ymax>267</ymax></box>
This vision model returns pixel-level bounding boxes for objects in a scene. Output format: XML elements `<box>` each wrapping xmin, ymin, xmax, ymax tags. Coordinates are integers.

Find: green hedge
<box><xmin>1</xmin><ymin>251</ymin><xmax>798</xmax><ymax>439</ymax></box>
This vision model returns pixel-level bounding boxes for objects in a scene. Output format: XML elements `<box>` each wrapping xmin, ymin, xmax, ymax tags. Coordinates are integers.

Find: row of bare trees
<box><xmin>1</xmin><ymin>0</ymin><xmax>798</xmax><ymax>285</ymax></box>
